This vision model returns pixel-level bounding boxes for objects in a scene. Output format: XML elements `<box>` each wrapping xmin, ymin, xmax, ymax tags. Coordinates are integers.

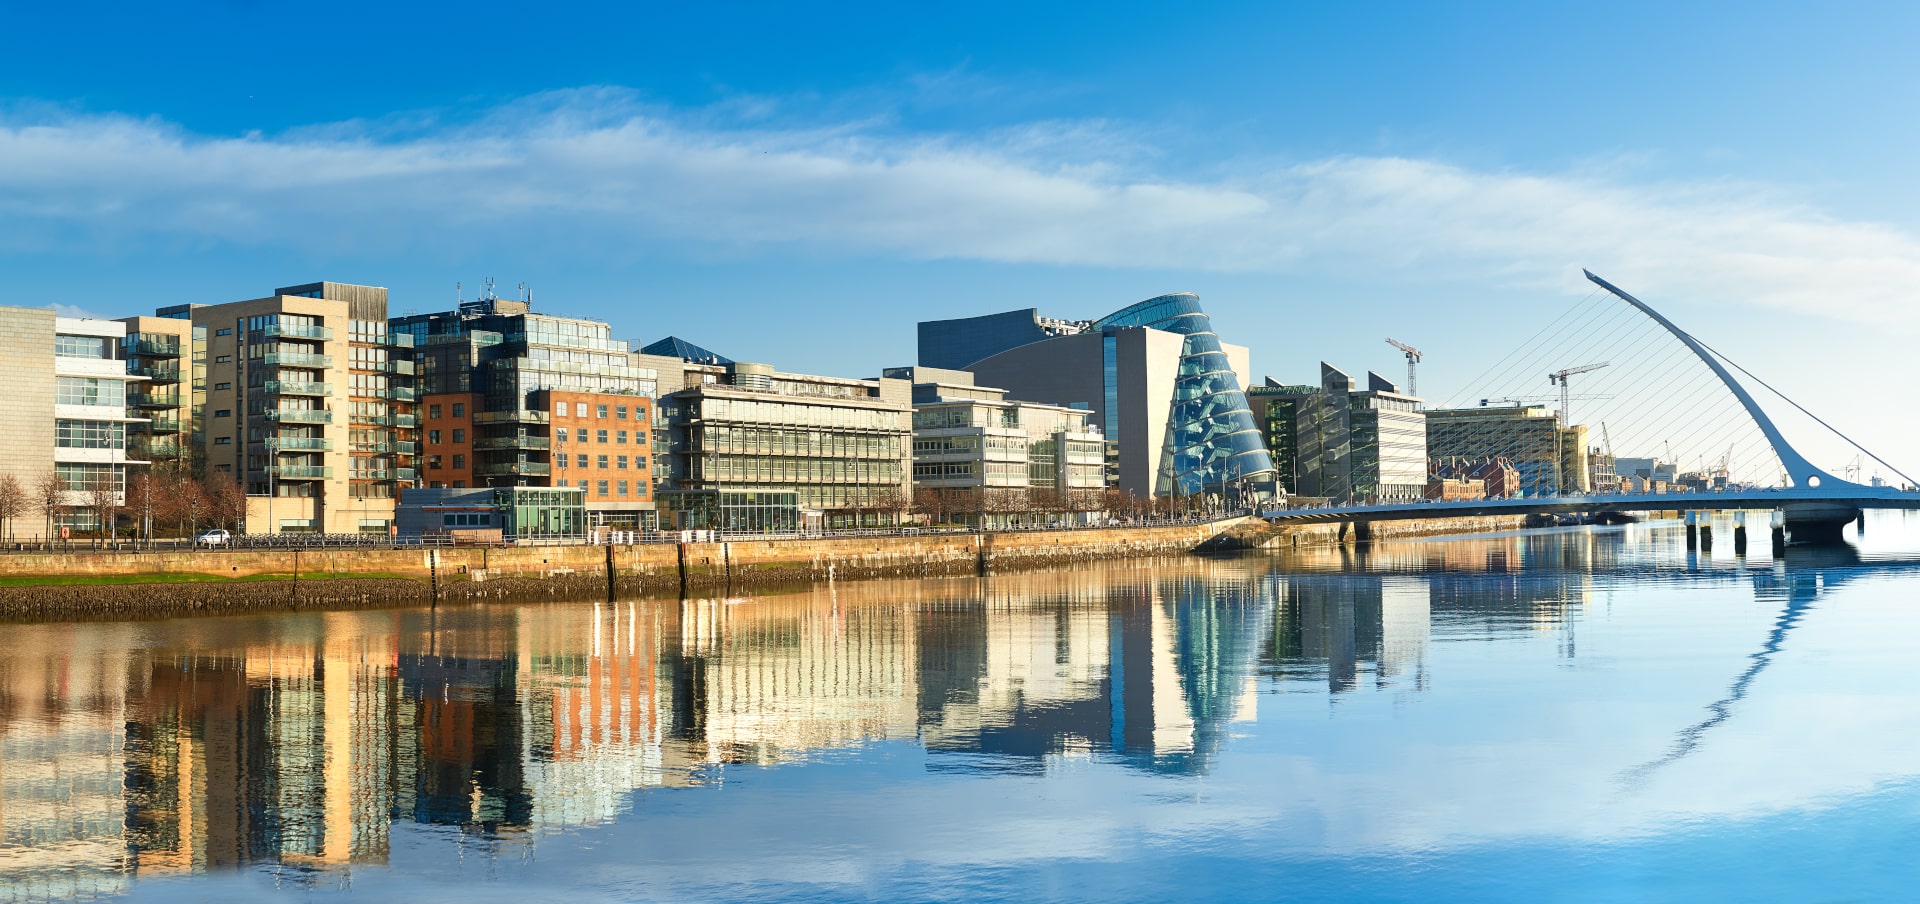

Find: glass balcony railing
<box><xmin>272</xmin><ymin>436</ymin><xmax>332</xmax><ymax>451</ymax></box>
<box><xmin>387</xmin><ymin>359</ymin><xmax>417</xmax><ymax>376</ymax></box>
<box><xmin>263</xmin><ymin>380</ymin><xmax>330</xmax><ymax>396</ymax></box>
<box><xmin>124</xmin><ymin>338</ymin><xmax>182</xmax><ymax>358</ymax></box>
<box><xmin>388</xmin><ymin>386</ymin><xmax>418</xmax><ymax>402</ymax></box>
<box><xmin>264</xmin><ymin>323</ymin><xmax>334</xmax><ymax>341</ymax></box>
<box><xmin>395</xmin><ymin>467</ymin><xmax>418</xmax><ymax>481</ymax></box>
<box><xmin>473</xmin><ymin>410</ymin><xmax>549</xmax><ymax>425</ymax></box>
<box><xmin>386</xmin><ymin>332</ymin><xmax>416</xmax><ymax>348</ymax></box>
<box><xmin>273</xmin><ymin>465</ymin><xmax>332</xmax><ymax>480</ymax></box>
<box><xmin>129</xmin><ymin>392</ymin><xmax>181</xmax><ymax>410</ymax></box>
<box><xmin>391</xmin><ymin>414</ymin><xmax>418</xmax><ymax>428</ymax></box>
<box><xmin>141</xmin><ymin>416</ymin><xmax>183</xmax><ymax>434</ymax></box>
<box><xmin>476</xmin><ymin>462</ymin><xmax>552</xmax><ymax>477</ymax></box>
<box><xmin>353</xmin><ymin>469</ymin><xmax>393</xmax><ymax>481</ymax></box>
<box><xmin>130</xmin><ymin>364</ymin><xmax>182</xmax><ymax>383</ymax></box>
<box><xmin>263</xmin><ymin>352</ymin><xmax>333</xmax><ymax>368</ymax></box>
<box><xmin>474</xmin><ymin>436</ymin><xmax>550</xmax><ymax>450</ymax></box>
<box><xmin>393</xmin><ymin>441</ymin><xmax>418</xmax><ymax>455</ymax></box>
<box><xmin>265</xmin><ymin>409</ymin><xmax>332</xmax><ymax>424</ymax></box>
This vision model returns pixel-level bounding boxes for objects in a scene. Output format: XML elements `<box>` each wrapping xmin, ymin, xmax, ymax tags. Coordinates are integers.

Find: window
<box><xmin>616</xmin><ymin>455</ymin><xmax>627</xmax><ymax>469</ymax></box>
<box><xmin>636</xmin><ymin>456</ymin><xmax>647</xmax><ymax>469</ymax></box>
<box><xmin>636</xmin><ymin>431</ymin><xmax>647</xmax><ymax>446</ymax></box>
<box><xmin>596</xmin><ymin>480</ymin><xmax>609</xmax><ymax>496</ymax></box>
<box><xmin>56</xmin><ymin>463</ymin><xmax>122</xmax><ymax>493</ymax></box>
<box><xmin>452</xmin><ymin>429</ymin><xmax>464</xmax><ymax>443</ymax></box>
<box><xmin>429</xmin><ymin>429</ymin><xmax>441</xmax><ymax>444</ymax></box>
<box><xmin>452</xmin><ymin>403</ymin><xmax>465</xmax><ymax>417</ymax></box>
<box><xmin>453</xmin><ymin>480</ymin><xmax>465</xmax><ymax>488</ymax></box>
<box><xmin>441</xmin><ymin>513</ymin><xmax>492</xmax><ymax>527</ymax></box>
<box><xmin>596</xmin><ymin>455</ymin><xmax>609</xmax><ymax>469</ymax></box>
<box><xmin>576</xmin><ymin>480</ymin><xmax>588</xmax><ymax>491</ymax></box>
<box><xmin>56</xmin><ymin>377</ymin><xmax>125</xmax><ymax>408</ymax></box>
<box><xmin>452</xmin><ymin>454</ymin><xmax>465</xmax><ymax>469</ymax></box>
<box><xmin>556</xmin><ymin>427</ymin><xmax>568</xmax><ymax>443</ymax></box>
<box><xmin>214</xmin><ymin>409</ymin><xmax>230</xmax><ymax>418</ymax></box>
<box><xmin>554</xmin><ymin>400</ymin><xmax>567</xmax><ymax>417</ymax></box>
<box><xmin>215</xmin><ymin>382</ymin><xmax>231</xmax><ymax>391</ymax></box>
<box><xmin>616</xmin><ymin>430</ymin><xmax>627</xmax><ymax>444</ymax></box>
<box><xmin>617</xmin><ymin>480</ymin><xmax>629</xmax><ymax>496</ymax></box>
<box><xmin>576</xmin><ymin>454</ymin><xmax>587</xmax><ymax>468</ymax></box>
<box><xmin>215</xmin><ymin>437</ymin><xmax>232</xmax><ymax>445</ymax></box>
<box><xmin>428</xmin><ymin>455</ymin><xmax>442</xmax><ymax>470</ymax></box>
<box><xmin>557</xmin><ymin>455</ymin><xmax>568</xmax><ymax>469</ymax></box>
<box><xmin>215</xmin><ymin>328</ymin><xmax>232</xmax><ymax>337</ymax></box>
<box><xmin>616</xmin><ymin>405</ymin><xmax>628</xmax><ymax>419</ymax></box>
<box><xmin>55</xmin><ymin>335</ymin><xmax>107</xmax><ymax>359</ymax></box>
<box><xmin>596</xmin><ymin>430</ymin><xmax>608</xmax><ymax>444</ymax></box>
<box><xmin>55</xmin><ymin>420</ymin><xmax>125</xmax><ymax>449</ymax></box>
<box><xmin>215</xmin><ymin>355</ymin><xmax>232</xmax><ymax>364</ymax></box>
<box><xmin>596</xmin><ymin>404</ymin><xmax>608</xmax><ymax>419</ymax></box>
<box><xmin>430</xmin><ymin>404</ymin><xmax>441</xmax><ymax>419</ymax></box>
<box><xmin>575</xmin><ymin>402</ymin><xmax>588</xmax><ymax>417</ymax></box>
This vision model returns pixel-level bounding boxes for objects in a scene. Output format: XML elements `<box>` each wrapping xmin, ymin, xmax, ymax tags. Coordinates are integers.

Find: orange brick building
<box><xmin>544</xmin><ymin>390</ymin><xmax>654</xmax><ymax>523</ymax></box>
<box><xmin>422</xmin><ymin>392</ymin><xmax>482</xmax><ymax>488</ymax></box>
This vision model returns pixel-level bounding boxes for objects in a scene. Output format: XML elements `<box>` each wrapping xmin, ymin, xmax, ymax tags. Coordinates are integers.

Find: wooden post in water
<box><xmin>604</xmin><ymin>541</ymin><xmax>616</xmax><ymax>602</ymax></box>
<box><xmin>676</xmin><ymin>540</ymin><xmax>689</xmax><ymax>598</ymax></box>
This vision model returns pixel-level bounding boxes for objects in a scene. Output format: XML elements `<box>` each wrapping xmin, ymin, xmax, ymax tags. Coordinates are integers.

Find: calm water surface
<box><xmin>8</xmin><ymin>514</ymin><xmax>1920</xmax><ymax>902</ymax></box>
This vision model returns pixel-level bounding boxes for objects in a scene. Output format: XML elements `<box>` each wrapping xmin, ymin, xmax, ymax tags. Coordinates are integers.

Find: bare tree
<box><xmin>35</xmin><ymin>468</ymin><xmax>66</xmax><ymax>546</ymax></box>
<box><xmin>199</xmin><ymin>471</ymin><xmax>247</xmax><ymax>531</ymax></box>
<box><xmin>85</xmin><ymin>484</ymin><xmax>120</xmax><ymax>544</ymax></box>
<box><xmin>912</xmin><ymin>487</ymin><xmax>947</xmax><ymax>526</ymax></box>
<box><xmin>0</xmin><ymin>474</ymin><xmax>23</xmax><ymax>543</ymax></box>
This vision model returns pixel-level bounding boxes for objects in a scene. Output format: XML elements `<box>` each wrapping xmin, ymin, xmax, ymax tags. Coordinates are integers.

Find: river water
<box><xmin>6</xmin><ymin>514</ymin><xmax>1920</xmax><ymax>902</ymax></box>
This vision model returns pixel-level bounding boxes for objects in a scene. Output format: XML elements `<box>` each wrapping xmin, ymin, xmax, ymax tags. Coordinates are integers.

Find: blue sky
<box><xmin>3</xmin><ymin>1</ymin><xmax>1917</xmax><ymax>475</ymax></box>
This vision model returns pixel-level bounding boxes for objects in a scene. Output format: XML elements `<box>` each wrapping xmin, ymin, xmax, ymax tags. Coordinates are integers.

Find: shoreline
<box><xmin>0</xmin><ymin>515</ymin><xmax>1530</xmax><ymax>622</ymax></box>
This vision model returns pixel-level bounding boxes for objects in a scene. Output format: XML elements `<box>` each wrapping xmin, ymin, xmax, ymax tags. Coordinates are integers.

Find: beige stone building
<box><xmin>164</xmin><ymin>282</ymin><xmax>417</xmax><ymax>534</ymax></box>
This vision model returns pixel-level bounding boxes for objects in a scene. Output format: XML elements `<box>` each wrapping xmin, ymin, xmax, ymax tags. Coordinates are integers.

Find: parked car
<box><xmin>194</xmin><ymin>529</ymin><xmax>231</xmax><ymax>547</ymax></box>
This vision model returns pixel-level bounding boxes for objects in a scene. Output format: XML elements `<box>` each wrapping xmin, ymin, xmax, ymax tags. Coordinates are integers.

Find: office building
<box><xmin>394</xmin><ymin>293</ymin><xmax>659</xmax><ymax>526</ymax></box>
<box><xmin>917</xmin><ymin>293</ymin><xmax>1276</xmax><ymax>501</ymax></box>
<box><xmin>1425</xmin><ymin>405</ymin><xmax>1591</xmax><ymax>496</ymax></box>
<box><xmin>394</xmin><ymin>485</ymin><xmax>587</xmax><ymax>540</ymax></box>
<box><xmin>649</xmin><ymin>348</ymin><xmax>912</xmax><ymax>531</ymax></box>
<box><xmin>1247</xmin><ymin>365</ymin><xmax>1426</xmax><ymax>504</ymax></box>
<box><xmin>890</xmin><ymin>366</ymin><xmax>1107</xmax><ymax>526</ymax></box>
<box><xmin>168</xmin><ymin>282</ymin><xmax>418</xmax><ymax>534</ymax></box>
<box><xmin>0</xmin><ymin>307</ymin><xmax>146</xmax><ymax>538</ymax></box>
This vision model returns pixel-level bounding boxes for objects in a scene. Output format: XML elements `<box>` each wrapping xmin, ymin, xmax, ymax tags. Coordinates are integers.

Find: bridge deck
<box><xmin>1264</xmin><ymin>487</ymin><xmax>1920</xmax><ymax>523</ymax></box>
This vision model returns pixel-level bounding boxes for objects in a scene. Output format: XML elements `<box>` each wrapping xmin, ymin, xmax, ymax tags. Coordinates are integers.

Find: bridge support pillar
<box><xmin>1770</xmin><ymin>510</ymin><xmax>1787</xmax><ymax>556</ymax></box>
<box><xmin>1733</xmin><ymin>511</ymin><xmax>1748</xmax><ymax>556</ymax></box>
<box><xmin>1700</xmin><ymin>523</ymin><xmax>1713</xmax><ymax>552</ymax></box>
<box><xmin>1782</xmin><ymin>502</ymin><xmax>1862</xmax><ymax>546</ymax></box>
<box><xmin>1352</xmin><ymin>521</ymin><xmax>1373</xmax><ymax>546</ymax></box>
<box><xmin>1685</xmin><ymin>511</ymin><xmax>1698</xmax><ymax>551</ymax></box>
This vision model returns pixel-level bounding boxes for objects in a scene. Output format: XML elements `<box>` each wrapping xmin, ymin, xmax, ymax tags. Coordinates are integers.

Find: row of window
<box><xmin>558</xmin><ymin>454</ymin><xmax>647</xmax><ymax>470</ymax></box>
<box><xmin>427</xmin><ymin>403</ymin><xmax>467</xmax><ymax>419</ymax></box>
<box><xmin>442</xmin><ymin>513</ymin><xmax>494</xmax><ymax>527</ymax></box>
<box><xmin>55</xmin><ymin>420</ymin><xmax>125</xmax><ymax>449</ymax></box>
<box><xmin>691</xmin><ymin>397</ymin><xmax>906</xmax><ymax>431</ymax></box>
<box><xmin>56</xmin><ymin>377</ymin><xmax>126</xmax><ymax>408</ymax></box>
<box><xmin>556</xmin><ymin>427</ymin><xmax>645</xmax><ymax>445</ymax></box>
<box><xmin>55</xmin><ymin>335</ymin><xmax>109</xmax><ymax>359</ymax></box>
<box><xmin>554</xmin><ymin>400</ymin><xmax>642</xmax><ymax>420</ymax></box>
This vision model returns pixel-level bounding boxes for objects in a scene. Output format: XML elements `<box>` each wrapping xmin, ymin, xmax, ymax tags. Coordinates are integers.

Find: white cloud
<box><xmin>1</xmin><ymin>92</ymin><xmax>1917</xmax><ymax>326</ymax></box>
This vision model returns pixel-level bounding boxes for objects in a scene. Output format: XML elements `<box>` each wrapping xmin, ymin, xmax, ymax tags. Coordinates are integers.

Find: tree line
<box><xmin>0</xmin><ymin>465</ymin><xmax>246</xmax><ymax>542</ymax></box>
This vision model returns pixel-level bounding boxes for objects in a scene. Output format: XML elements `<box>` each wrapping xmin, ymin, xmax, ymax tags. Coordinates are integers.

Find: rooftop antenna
<box><xmin>518</xmin><ymin>282</ymin><xmax>529</xmax><ymax>304</ymax></box>
<box><xmin>456</xmin><ymin>281</ymin><xmax>463</xmax><ymax>304</ymax></box>
<box><xmin>482</xmin><ymin>277</ymin><xmax>497</xmax><ymax>302</ymax></box>
<box><xmin>1385</xmin><ymin>338</ymin><xmax>1422</xmax><ymax>396</ymax></box>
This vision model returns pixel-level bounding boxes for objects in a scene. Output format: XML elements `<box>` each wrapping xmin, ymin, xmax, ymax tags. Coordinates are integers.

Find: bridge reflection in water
<box><xmin>0</xmin><ymin>528</ymin><xmax>1897</xmax><ymax>899</ymax></box>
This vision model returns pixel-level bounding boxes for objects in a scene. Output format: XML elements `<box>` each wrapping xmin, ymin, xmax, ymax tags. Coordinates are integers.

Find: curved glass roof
<box><xmin>1098</xmin><ymin>294</ymin><xmax>1277</xmax><ymax>496</ymax></box>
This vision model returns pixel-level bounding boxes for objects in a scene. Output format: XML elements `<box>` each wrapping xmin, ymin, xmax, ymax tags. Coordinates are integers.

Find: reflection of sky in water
<box><xmin>7</xmin><ymin>513</ymin><xmax>1920</xmax><ymax>900</ymax></box>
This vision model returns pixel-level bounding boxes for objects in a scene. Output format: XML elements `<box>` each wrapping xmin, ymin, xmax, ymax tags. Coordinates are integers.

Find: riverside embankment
<box><xmin>0</xmin><ymin>514</ymin><xmax>1532</xmax><ymax>620</ymax></box>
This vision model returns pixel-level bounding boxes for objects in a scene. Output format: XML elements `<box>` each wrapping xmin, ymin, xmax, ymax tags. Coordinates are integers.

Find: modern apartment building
<box><xmin>892</xmin><ymin>366</ymin><xmax>1107</xmax><ymax>526</ymax></box>
<box><xmin>117</xmin><ymin>314</ymin><xmax>202</xmax><ymax>468</ymax></box>
<box><xmin>917</xmin><ymin>294</ymin><xmax>1277</xmax><ymax>502</ymax></box>
<box><xmin>0</xmin><ymin>307</ymin><xmax>145</xmax><ymax>538</ymax></box>
<box><xmin>173</xmin><ymin>281</ymin><xmax>418</xmax><ymax>534</ymax></box>
<box><xmin>1425</xmin><ymin>405</ymin><xmax>1591</xmax><ymax>496</ymax></box>
<box><xmin>1248</xmin><ymin>365</ymin><xmax>1427</xmax><ymax>505</ymax></box>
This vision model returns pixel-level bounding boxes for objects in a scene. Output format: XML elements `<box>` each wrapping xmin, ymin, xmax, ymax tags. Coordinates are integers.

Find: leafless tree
<box><xmin>35</xmin><ymin>468</ymin><xmax>65</xmax><ymax>545</ymax></box>
<box><xmin>0</xmin><ymin>474</ymin><xmax>24</xmax><ymax>542</ymax></box>
<box><xmin>86</xmin><ymin>484</ymin><xmax>120</xmax><ymax>543</ymax></box>
<box><xmin>199</xmin><ymin>471</ymin><xmax>247</xmax><ymax>531</ymax></box>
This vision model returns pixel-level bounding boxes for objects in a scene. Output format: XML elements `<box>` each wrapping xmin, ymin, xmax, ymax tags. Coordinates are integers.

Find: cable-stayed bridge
<box><xmin>1262</xmin><ymin>270</ymin><xmax>1919</xmax><ymax>543</ymax></box>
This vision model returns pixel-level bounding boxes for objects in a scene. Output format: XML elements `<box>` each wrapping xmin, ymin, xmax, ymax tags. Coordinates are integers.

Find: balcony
<box><xmin>264</xmin><ymin>380</ymin><xmax>331</xmax><ymax>397</ymax></box>
<box><xmin>130</xmin><ymin>363</ymin><xmax>181</xmax><ymax>383</ymax></box>
<box><xmin>387</xmin><ymin>359</ymin><xmax>417</xmax><ymax>376</ymax></box>
<box><xmin>272</xmin><ymin>436</ymin><xmax>333</xmax><ymax>451</ymax></box>
<box><xmin>391</xmin><ymin>414</ymin><xmax>418</xmax><ymax>428</ymax></box>
<box><xmin>265</xmin><ymin>409</ymin><xmax>332</xmax><ymax>424</ymax></box>
<box><xmin>474</xmin><ymin>435</ymin><xmax>550</xmax><ymax>451</ymax></box>
<box><xmin>473</xmin><ymin>409</ymin><xmax>549</xmax><ymax>425</ymax></box>
<box><xmin>273</xmin><ymin>465</ymin><xmax>332</xmax><ymax>480</ymax></box>
<box><xmin>125</xmin><ymin>338</ymin><xmax>181</xmax><ymax>357</ymax></box>
<box><xmin>141</xmin><ymin>416</ymin><xmax>183</xmax><ymax>434</ymax></box>
<box><xmin>129</xmin><ymin>391</ymin><xmax>181</xmax><ymax>410</ymax></box>
<box><xmin>476</xmin><ymin>462</ymin><xmax>551</xmax><ymax>477</ymax></box>
<box><xmin>353</xmin><ymin>469</ymin><xmax>393</xmax><ymax>481</ymax></box>
<box><xmin>396</xmin><ymin>467</ymin><xmax>418</xmax><ymax>481</ymax></box>
<box><xmin>387</xmin><ymin>332</ymin><xmax>416</xmax><ymax>348</ymax></box>
<box><xmin>263</xmin><ymin>352</ymin><xmax>333</xmax><ymax>368</ymax></box>
<box><xmin>393</xmin><ymin>441</ymin><xmax>418</xmax><ymax>455</ymax></box>
<box><xmin>264</xmin><ymin>323</ymin><xmax>334</xmax><ymax>341</ymax></box>
<box><xmin>388</xmin><ymin>385</ymin><xmax>419</xmax><ymax>402</ymax></box>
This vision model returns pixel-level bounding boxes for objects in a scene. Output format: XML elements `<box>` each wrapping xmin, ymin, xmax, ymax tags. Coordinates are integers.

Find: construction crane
<box><xmin>1547</xmin><ymin>361</ymin><xmax>1610</xmax><ymax>427</ymax></box>
<box><xmin>1386</xmin><ymin>338</ymin><xmax>1422</xmax><ymax>396</ymax></box>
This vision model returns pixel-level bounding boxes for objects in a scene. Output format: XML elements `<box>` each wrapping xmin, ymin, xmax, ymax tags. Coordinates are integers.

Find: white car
<box><xmin>194</xmin><ymin>529</ymin><xmax>231</xmax><ymax>547</ymax></box>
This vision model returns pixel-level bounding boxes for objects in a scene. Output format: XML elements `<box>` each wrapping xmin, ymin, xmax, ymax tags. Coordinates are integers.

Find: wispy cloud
<box><xmin>1</xmin><ymin>89</ymin><xmax>1915</xmax><ymax>325</ymax></box>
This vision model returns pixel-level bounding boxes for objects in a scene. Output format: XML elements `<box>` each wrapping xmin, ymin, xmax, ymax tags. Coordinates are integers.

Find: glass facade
<box><xmin>1094</xmin><ymin>295</ymin><xmax>1276</xmax><ymax>496</ymax></box>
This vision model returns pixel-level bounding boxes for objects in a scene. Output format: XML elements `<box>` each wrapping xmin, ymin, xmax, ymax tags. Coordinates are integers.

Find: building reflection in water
<box><xmin>0</xmin><ymin>529</ymin><xmax>1754</xmax><ymax>900</ymax></box>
